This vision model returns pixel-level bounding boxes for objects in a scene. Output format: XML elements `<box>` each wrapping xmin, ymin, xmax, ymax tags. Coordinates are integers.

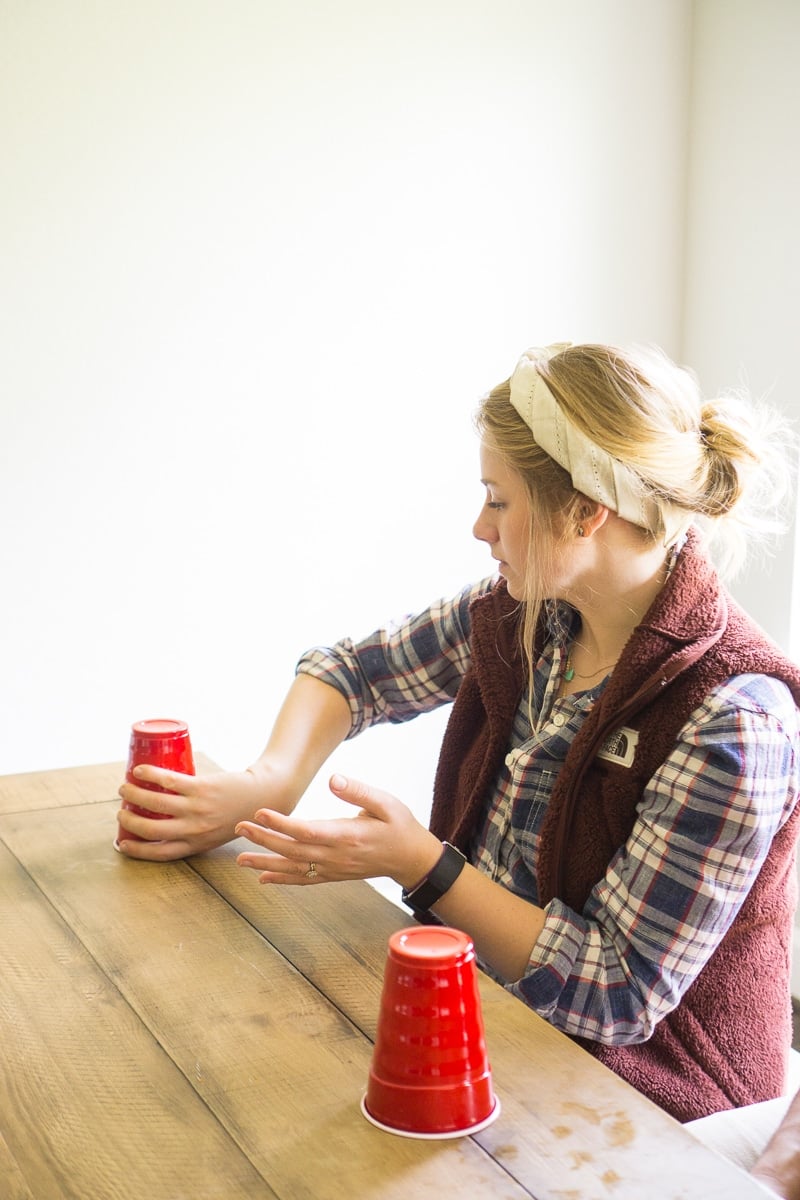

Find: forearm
<box><xmin>247</xmin><ymin>674</ymin><xmax>353</xmax><ymax>812</ymax></box>
<box><xmin>429</xmin><ymin>863</ymin><xmax>546</xmax><ymax>983</ymax></box>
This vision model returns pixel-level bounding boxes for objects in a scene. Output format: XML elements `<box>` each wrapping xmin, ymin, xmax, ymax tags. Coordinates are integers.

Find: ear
<box><xmin>577</xmin><ymin>499</ymin><xmax>610</xmax><ymax>538</ymax></box>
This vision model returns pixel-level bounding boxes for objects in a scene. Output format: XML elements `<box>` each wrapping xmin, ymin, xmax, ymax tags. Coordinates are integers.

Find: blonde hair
<box><xmin>476</xmin><ymin>342</ymin><xmax>797</xmax><ymax>674</ymax></box>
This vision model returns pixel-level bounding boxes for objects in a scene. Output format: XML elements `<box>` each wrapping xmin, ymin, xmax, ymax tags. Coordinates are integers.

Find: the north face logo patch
<box><xmin>597</xmin><ymin>726</ymin><xmax>639</xmax><ymax>768</ymax></box>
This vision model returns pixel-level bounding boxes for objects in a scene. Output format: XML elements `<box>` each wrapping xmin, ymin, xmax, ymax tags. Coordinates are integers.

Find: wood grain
<box><xmin>0</xmin><ymin>755</ymin><xmax>217</xmax><ymax>816</ymax></box>
<box><xmin>0</xmin><ymin>840</ymin><xmax>275</xmax><ymax>1200</ymax></box>
<box><xmin>0</xmin><ymin>1129</ymin><xmax>36</xmax><ymax>1200</ymax></box>
<box><xmin>0</xmin><ymin>798</ymin><xmax>528</xmax><ymax>1200</ymax></box>
<box><xmin>0</xmin><ymin>760</ymin><xmax>124</xmax><ymax>815</ymax></box>
<box><xmin>195</xmin><ymin>842</ymin><xmax>771</xmax><ymax>1199</ymax></box>
<box><xmin>0</xmin><ymin>762</ymin><xmax>772</xmax><ymax>1200</ymax></box>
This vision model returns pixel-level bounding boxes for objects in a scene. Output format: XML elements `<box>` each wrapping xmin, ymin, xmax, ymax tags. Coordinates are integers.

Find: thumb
<box><xmin>328</xmin><ymin>773</ymin><xmax>391</xmax><ymax>819</ymax></box>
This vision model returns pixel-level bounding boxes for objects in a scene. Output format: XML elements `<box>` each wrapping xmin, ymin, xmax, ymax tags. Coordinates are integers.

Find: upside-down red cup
<box><xmin>361</xmin><ymin>925</ymin><xmax>500</xmax><ymax>1138</ymax></box>
<box><xmin>115</xmin><ymin>719</ymin><xmax>195</xmax><ymax>850</ymax></box>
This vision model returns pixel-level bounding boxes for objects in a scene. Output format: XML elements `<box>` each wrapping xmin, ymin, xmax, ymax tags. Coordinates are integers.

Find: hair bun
<box><xmin>695</xmin><ymin>398</ymin><xmax>758</xmax><ymax>517</ymax></box>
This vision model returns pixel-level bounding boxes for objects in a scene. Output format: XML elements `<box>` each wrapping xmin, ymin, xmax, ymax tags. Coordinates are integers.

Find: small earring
<box><xmin>577</xmin><ymin>525</ymin><xmax>585</xmax><ymax>538</ymax></box>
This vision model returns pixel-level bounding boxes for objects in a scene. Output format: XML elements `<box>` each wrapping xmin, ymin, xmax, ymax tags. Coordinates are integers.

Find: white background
<box><xmin>2</xmin><ymin>2</ymin><xmax>798</xmax><ymax>891</ymax></box>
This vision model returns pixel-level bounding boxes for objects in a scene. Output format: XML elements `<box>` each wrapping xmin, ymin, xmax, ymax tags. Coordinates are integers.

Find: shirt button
<box><xmin>505</xmin><ymin>751</ymin><xmax>517</xmax><ymax>768</ymax></box>
<box><xmin>552</xmin><ymin>712</ymin><xmax>566</xmax><ymax>728</ymax></box>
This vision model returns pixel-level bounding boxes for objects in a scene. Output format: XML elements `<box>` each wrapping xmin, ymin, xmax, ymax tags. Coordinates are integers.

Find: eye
<box><xmin>487</xmin><ymin>501</ymin><xmax>505</xmax><ymax>511</ymax></box>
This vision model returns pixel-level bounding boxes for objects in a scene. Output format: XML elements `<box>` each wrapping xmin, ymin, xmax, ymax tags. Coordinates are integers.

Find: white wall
<box><xmin>681</xmin><ymin>0</ymin><xmax>800</xmax><ymax>992</ymax></box>
<box><xmin>1</xmin><ymin>0</ymin><xmax>692</xmax><ymax>835</ymax></box>
<box><xmin>683</xmin><ymin>0</ymin><xmax>800</xmax><ymax>655</ymax></box>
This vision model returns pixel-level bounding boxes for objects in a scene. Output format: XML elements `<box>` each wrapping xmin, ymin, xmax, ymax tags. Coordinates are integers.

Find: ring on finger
<box><xmin>306</xmin><ymin>861</ymin><xmax>318</xmax><ymax>878</ymax></box>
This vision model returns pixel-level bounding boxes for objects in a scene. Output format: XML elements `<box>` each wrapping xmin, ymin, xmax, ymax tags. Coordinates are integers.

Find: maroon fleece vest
<box><xmin>430</xmin><ymin>529</ymin><xmax>800</xmax><ymax>1121</ymax></box>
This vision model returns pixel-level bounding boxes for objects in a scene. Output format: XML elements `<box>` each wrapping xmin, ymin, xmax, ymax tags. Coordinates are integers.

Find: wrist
<box><xmin>244</xmin><ymin>759</ymin><xmax>300</xmax><ymax>814</ymax></box>
<box><xmin>401</xmin><ymin>841</ymin><xmax>467</xmax><ymax>915</ymax></box>
<box><xmin>396</xmin><ymin>830</ymin><xmax>444</xmax><ymax>891</ymax></box>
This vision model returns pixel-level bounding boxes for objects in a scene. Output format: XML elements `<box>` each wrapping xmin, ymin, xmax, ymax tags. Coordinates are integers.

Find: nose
<box><xmin>473</xmin><ymin>504</ymin><xmax>497</xmax><ymax>545</ymax></box>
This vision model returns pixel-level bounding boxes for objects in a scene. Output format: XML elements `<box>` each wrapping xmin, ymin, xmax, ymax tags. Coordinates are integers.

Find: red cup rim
<box><xmin>131</xmin><ymin>719</ymin><xmax>189</xmax><ymax>737</ymax></box>
<box><xmin>388</xmin><ymin>926</ymin><xmax>473</xmax><ymax>963</ymax></box>
<box><xmin>360</xmin><ymin>1093</ymin><xmax>500</xmax><ymax>1140</ymax></box>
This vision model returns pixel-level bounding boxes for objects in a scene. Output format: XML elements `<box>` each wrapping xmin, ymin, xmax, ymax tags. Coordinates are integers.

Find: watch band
<box><xmin>401</xmin><ymin>841</ymin><xmax>466</xmax><ymax>914</ymax></box>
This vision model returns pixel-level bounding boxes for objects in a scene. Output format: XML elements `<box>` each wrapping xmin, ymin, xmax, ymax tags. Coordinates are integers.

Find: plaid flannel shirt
<box><xmin>297</xmin><ymin>578</ymin><xmax>800</xmax><ymax>1045</ymax></box>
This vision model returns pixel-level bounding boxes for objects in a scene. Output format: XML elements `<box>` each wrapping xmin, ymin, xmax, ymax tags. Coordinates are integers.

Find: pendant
<box><xmin>564</xmin><ymin>665</ymin><xmax>574</xmax><ymax>681</ymax></box>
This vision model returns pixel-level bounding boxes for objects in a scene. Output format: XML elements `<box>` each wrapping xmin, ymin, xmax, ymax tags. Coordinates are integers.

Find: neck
<box><xmin>564</xmin><ymin>535</ymin><xmax>672</xmax><ymax>670</ymax></box>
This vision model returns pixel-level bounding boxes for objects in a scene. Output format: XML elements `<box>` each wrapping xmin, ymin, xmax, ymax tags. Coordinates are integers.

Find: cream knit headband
<box><xmin>508</xmin><ymin>344</ymin><xmax>694</xmax><ymax>547</ymax></box>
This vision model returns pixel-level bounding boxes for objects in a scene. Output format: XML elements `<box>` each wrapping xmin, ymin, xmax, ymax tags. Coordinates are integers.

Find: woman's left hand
<box><xmin>235</xmin><ymin>773</ymin><xmax>441</xmax><ymax>890</ymax></box>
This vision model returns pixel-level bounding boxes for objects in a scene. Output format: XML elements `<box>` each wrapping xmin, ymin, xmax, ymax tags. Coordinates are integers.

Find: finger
<box><xmin>116</xmin><ymin>807</ymin><xmax>188</xmax><ymax>853</ymax></box>
<box><xmin>236</xmin><ymin>850</ymin><xmax>323</xmax><ymax>885</ymax></box>
<box><xmin>235</xmin><ymin>849</ymin><xmax>301</xmax><ymax>873</ymax></box>
<box><xmin>128</xmin><ymin>765</ymin><xmax>196</xmax><ymax>795</ymax></box>
<box><xmin>235</xmin><ymin>822</ymin><xmax>335</xmax><ymax>885</ymax></box>
<box><xmin>327</xmin><ymin>773</ymin><xmax>393</xmax><ymax>819</ymax></box>
<box><xmin>115</xmin><ymin>834</ymin><xmax>193</xmax><ymax>862</ymax></box>
<box><xmin>118</xmin><ymin>787</ymin><xmax>178</xmax><ymax>819</ymax></box>
<box><xmin>255</xmin><ymin>869</ymin><xmax>322</xmax><ymax>886</ymax></box>
<box><xmin>242</xmin><ymin>810</ymin><xmax>341</xmax><ymax>849</ymax></box>
<box><xmin>235</xmin><ymin>817</ymin><xmax>301</xmax><ymax>851</ymax></box>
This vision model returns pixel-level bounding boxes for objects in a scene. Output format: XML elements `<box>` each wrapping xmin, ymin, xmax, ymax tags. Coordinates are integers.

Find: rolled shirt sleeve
<box><xmin>295</xmin><ymin>579</ymin><xmax>493</xmax><ymax>737</ymax></box>
<box><xmin>508</xmin><ymin>674</ymin><xmax>800</xmax><ymax>1044</ymax></box>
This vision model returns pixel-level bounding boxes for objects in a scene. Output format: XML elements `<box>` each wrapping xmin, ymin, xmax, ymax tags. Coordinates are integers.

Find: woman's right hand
<box><xmin>116</xmin><ymin>763</ymin><xmax>289</xmax><ymax>861</ymax></box>
<box><xmin>116</xmin><ymin>675</ymin><xmax>353</xmax><ymax>862</ymax></box>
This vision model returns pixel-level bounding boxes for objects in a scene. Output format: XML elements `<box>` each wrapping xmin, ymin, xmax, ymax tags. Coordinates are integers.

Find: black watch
<box><xmin>401</xmin><ymin>841</ymin><xmax>466</xmax><ymax>915</ymax></box>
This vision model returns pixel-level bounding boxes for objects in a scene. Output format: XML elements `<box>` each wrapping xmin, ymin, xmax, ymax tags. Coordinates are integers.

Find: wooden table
<box><xmin>0</xmin><ymin>761</ymin><xmax>770</xmax><ymax>1199</ymax></box>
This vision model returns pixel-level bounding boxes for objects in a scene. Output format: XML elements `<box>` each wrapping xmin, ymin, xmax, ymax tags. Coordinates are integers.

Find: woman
<box><xmin>117</xmin><ymin>342</ymin><xmax>800</xmax><ymax>1124</ymax></box>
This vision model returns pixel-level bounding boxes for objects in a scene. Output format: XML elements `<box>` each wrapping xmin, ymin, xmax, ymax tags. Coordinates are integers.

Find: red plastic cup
<box><xmin>115</xmin><ymin>718</ymin><xmax>195</xmax><ymax>849</ymax></box>
<box><xmin>361</xmin><ymin>925</ymin><xmax>500</xmax><ymax>1138</ymax></box>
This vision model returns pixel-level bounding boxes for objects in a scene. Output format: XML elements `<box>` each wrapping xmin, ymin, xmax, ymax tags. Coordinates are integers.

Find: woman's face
<box><xmin>473</xmin><ymin>442</ymin><xmax>533</xmax><ymax>600</ymax></box>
